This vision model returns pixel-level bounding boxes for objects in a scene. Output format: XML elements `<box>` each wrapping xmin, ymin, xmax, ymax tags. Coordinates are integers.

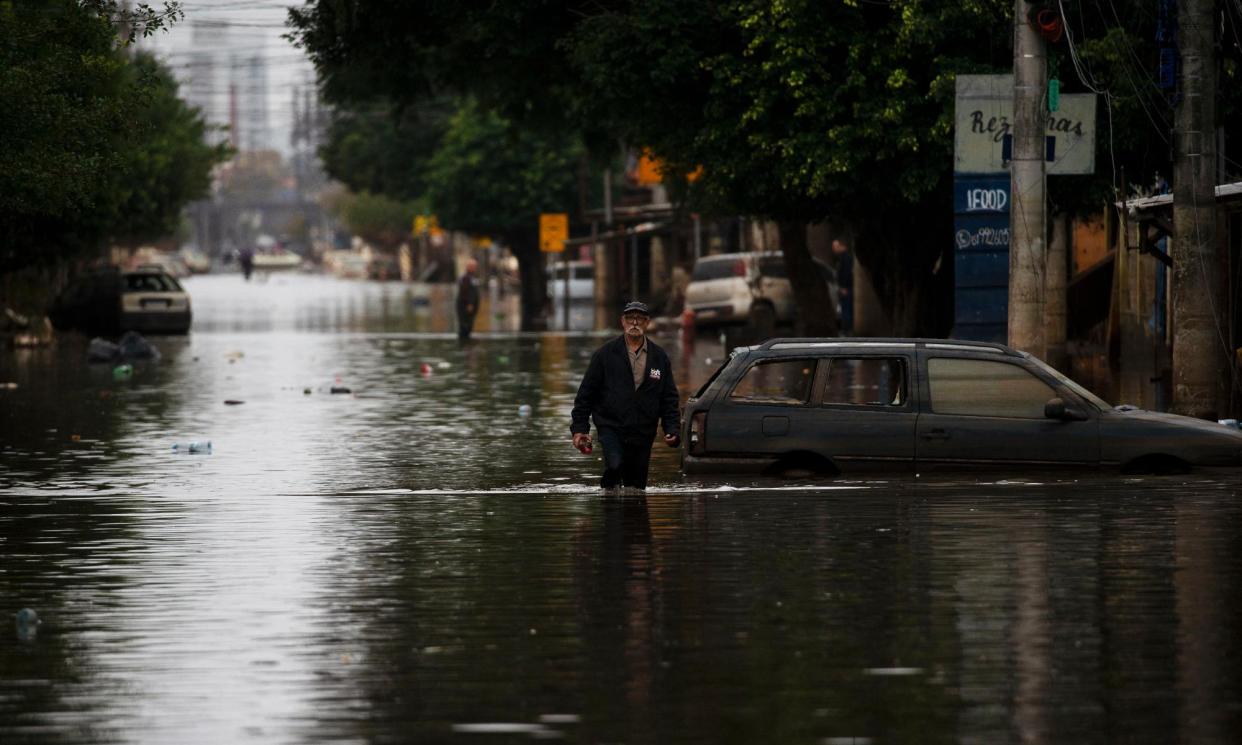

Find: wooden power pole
<box><xmin>1172</xmin><ymin>0</ymin><xmax>1225</xmax><ymax>418</ymax></box>
<box><xmin>1010</xmin><ymin>0</ymin><xmax>1047</xmax><ymax>356</ymax></box>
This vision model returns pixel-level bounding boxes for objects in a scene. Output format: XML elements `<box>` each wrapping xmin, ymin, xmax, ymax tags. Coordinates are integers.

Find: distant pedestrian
<box><xmin>832</xmin><ymin>239</ymin><xmax>853</xmax><ymax>334</ymax></box>
<box><xmin>456</xmin><ymin>258</ymin><xmax>481</xmax><ymax>341</ymax></box>
<box><xmin>571</xmin><ymin>301</ymin><xmax>681</xmax><ymax>494</ymax></box>
<box><xmin>239</xmin><ymin>247</ymin><xmax>255</xmax><ymax>281</ymax></box>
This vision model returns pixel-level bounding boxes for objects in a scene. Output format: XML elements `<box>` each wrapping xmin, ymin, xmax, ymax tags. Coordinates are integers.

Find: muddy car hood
<box><xmin>1108</xmin><ymin>406</ymin><xmax>1242</xmax><ymax>439</ymax></box>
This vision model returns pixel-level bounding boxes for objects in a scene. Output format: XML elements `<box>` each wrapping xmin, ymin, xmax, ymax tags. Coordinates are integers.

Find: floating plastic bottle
<box><xmin>171</xmin><ymin>441</ymin><xmax>212</xmax><ymax>454</ymax></box>
<box><xmin>15</xmin><ymin>608</ymin><xmax>40</xmax><ymax>641</ymax></box>
<box><xmin>518</xmin><ymin>404</ymin><xmax>532</xmax><ymax>417</ymax></box>
<box><xmin>112</xmin><ymin>364</ymin><xmax>133</xmax><ymax>381</ymax></box>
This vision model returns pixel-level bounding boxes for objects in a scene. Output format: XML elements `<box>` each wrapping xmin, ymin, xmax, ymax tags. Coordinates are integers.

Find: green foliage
<box><xmin>290</xmin><ymin>0</ymin><xmax>1242</xmax><ymax>333</ymax></box>
<box><xmin>110</xmin><ymin>53</ymin><xmax>231</xmax><ymax>245</ymax></box>
<box><xmin>337</xmin><ymin>191</ymin><xmax>420</xmax><ymax>251</ymax></box>
<box><xmin>0</xmin><ymin>0</ymin><xmax>226</xmax><ymax>273</ymax></box>
<box><xmin>319</xmin><ymin>101</ymin><xmax>451</xmax><ymax>201</ymax></box>
<box><xmin>424</xmin><ymin>100</ymin><xmax>582</xmax><ymax>237</ymax></box>
<box><xmin>80</xmin><ymin>0</ymin><xmax>184</xmax><ymax>43</ymax></box>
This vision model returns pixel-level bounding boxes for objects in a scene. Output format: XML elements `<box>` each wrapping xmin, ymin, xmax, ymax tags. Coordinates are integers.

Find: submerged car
<box><xmin>49</xmin><ymin>267</ymin><xmax>192</xmax><ymax>336</ymax></box>
<box><xmin>682</xmin><ymin>338</ymin><xmax>1242</xmax><ymax>476</ymax></box>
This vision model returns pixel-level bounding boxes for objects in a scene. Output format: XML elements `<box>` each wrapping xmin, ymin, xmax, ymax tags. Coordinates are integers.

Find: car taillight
<box><xmin>732</xmin><ymin>259</ymin><xmax>747</xmax><ymax>277</ymax></box>
<box><xmin>688</xmin><ymin>411</ymin><xmax>707</xmax><ymax>456</ymax></box>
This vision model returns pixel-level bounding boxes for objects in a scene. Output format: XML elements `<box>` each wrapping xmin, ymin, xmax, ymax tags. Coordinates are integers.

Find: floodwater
<box><xmin>3</xmin><ymin>273</ymin><xmax>1242</xmax><ymax>744</ymax></box>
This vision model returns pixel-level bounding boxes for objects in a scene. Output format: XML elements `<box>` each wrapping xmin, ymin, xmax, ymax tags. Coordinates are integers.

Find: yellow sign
<box><xmin>413</xmin><ymin>214</ymin><xmax>438</xmax><ymax>236</ymax></box>
<box><xmin>540</xmin><ymin>213</ymin><xmax>569</xmax><ymax>253</ymax></box>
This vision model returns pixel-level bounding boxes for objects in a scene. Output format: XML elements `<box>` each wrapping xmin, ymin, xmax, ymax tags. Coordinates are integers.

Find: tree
<box><xmin>336</xmin><ymin>191</ymin><xmax>420</xmax><ymax>253</ymax></box>
<box><xmin>1</xmin><ymin>0</ymin><xmax>132</xmax><ymax>272</ymax></box>
<box><xmin>110</xmin><ymin>53</ymin><xmax>230</xmax><ymax>246</ymax></box>
<box><xmin>566</xmin><ymin>0</ymin><xmax>1014</xmax><ymax>335</ymax></box>
<box><xmin>291</xmin><ymin>0</ymin><xmax>1240</xmax><ymax>335</ymax></box>
<box><xmin>424</xmin><ymin>100</ymin><xmax>583</xmax><ymax>329</ymax></box>
<box><xmin>319</xmin><ymin>101</ymin><xmax>451</xmax><ymax>201</ymax></box>
<box><xmin>0</xmin><ymin>1</ymin><xmax>225</xmax><ymax>274</ymax></box>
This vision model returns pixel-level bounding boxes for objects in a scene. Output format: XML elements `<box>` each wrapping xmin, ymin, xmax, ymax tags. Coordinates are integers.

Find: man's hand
<box><xmin>573</xmin><ymin>433</ymin><xmax>592</xmax><ymax>451</ymax></box>
<box><xmin>664</xmin><ymin>433</ymin><xmax>680</xmax><ymax>448</ymax></box>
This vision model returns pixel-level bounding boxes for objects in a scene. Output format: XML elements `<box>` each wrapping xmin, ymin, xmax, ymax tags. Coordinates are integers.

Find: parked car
<box><xmin>129</xmin><ymin>246</ymin><xmax>190</xmax><ymax>278</ymax></box>
<box><xmin>49</xmin><ymin>267</ymin><xmax>192</xmax><ymax>336</ymax></box>
<box><xmin>685</xmin><ymin>252</ymin><xmax>839</xmax><ymax>331</ymax></box>
<box><xmin>367</xmin><ymin>254</ymin><xmax>402</xmax><ymax>281</ymax></box>
<box><xmin>548</xmin><ymin>260</ymin><xmax>594</xmax><ymax>301</ymax></box>
<box><xmin>324</xmin><ymin>251</ymin><xmax>370</xmax><ymax>279</ymax></box>
<box><xmin>178</xmin><ymin>247</ymin><xmax>211</xmax><ymax>274</ymax></box>
<box><xmin>682</xmin><ymin>338</ymin><xmax>1242</xmax><ymax>476</ymax></box>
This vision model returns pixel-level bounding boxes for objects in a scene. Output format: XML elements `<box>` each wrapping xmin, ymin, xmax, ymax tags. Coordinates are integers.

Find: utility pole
<box><xmin>1172</xmin><ymin>0</ymin><xmax>1225</xmax><ymax>418</ymax></box>
<box><xmin>1009</xmin><ymin>0</ymin><xmax>1047</xmax><ymax>357</ymax></box>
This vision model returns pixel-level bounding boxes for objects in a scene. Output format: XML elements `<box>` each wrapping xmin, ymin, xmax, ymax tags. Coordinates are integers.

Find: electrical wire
<box><xmin>1056</xmin><ymin>0</ymin><xmax>1118</xmax><ymax>194</ymax></box>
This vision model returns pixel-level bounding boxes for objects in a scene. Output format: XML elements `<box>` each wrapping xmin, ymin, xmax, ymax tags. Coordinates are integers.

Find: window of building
<box><xmin>927</xmin><ymin>358</ymin><xmax>1055</xmax><ymax>418</ymax></box>
<box><xmin>729</xmin><ymin>359</ymin><xmax>816</xmax><ymax>405</ymax></box>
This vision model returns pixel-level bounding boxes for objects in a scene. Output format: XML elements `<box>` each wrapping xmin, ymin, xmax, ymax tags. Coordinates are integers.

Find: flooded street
<box><xmin>3</xmin><ymin>274</ymin><xmax>1242</xmax><ymax>744</ymax></box>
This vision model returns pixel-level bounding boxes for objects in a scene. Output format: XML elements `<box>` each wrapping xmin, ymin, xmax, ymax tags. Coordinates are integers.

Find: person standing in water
<box><xmin>571</xmin><ymin>301</ymin><xmax>681</xmax><ymax>494</ymax></box>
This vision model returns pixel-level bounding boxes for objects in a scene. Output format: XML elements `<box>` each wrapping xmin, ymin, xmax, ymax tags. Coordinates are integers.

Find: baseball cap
<box><xmin>621</xmin><ymin>301</ymin><xmax>651</xmax><ymax>317</ymax></box>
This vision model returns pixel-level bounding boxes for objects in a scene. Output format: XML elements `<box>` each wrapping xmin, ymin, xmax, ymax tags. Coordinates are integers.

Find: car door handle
<box><xmin>921</xmin><ymin>429</ymin><xmax>950</xmax><ymax>441</ymax></box>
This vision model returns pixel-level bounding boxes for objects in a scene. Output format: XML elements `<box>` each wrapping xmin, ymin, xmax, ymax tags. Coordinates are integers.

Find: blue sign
<box><xmin>954</xmin><ymin>214</ymin><xmax>1010</xmax><ymax>251</ymax></box>
<box><xmin>953</xmin><ymin>176</ymin><xmax>1010</xmax><ymax>342</ymax></box>
<box><xmin>953</xmin><ymin>177</ymin><xmax>1010</xmax><ymax>213</ymax></box>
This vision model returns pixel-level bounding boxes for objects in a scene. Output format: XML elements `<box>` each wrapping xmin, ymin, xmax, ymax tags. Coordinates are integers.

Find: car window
<box><xmin>694</xmin><ymin>357</ymin><xmax>732</xmax><ymax>399</ymax></box>
<box><xmin>691</xmin><ymin>258</ymin><xmax>743</xmax><ymax>281</ymax></box>
<box><xmin>729</xmin><ymin>358</ymin><xmax>815</xmax><ymax>405</ymax></box>
<box><xmin>820</xmin><ymin>357</ymin><xmax>905</xmax><ymax>407</ymax></box>
<box><xmin>573</xmin><ymin>266</ymin><xmax>593</xmax><ymax>280</ymax></box>
<box><xmin>125</xmin><ymin>274</ymin><xmax>179</xmax><ymax>292</ymax></box>
<box><xmin>928</xmin><ymin>358</ymin><xmax>1055</xmax><ymax>418</ymax></box>
<box><xmin>757</xmin><ymin>256</ymin><xmax>787</xmax><ymax>278</ymax></box>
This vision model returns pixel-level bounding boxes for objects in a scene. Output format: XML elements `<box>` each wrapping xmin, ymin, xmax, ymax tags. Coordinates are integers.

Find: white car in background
<box><xmin>548</xmin><ymin>260</ymin><xmax>594</xmax><ymax>302</ymax></box>
<box><xmin>686</xmin><ymin>252</ymin><xmax>839</xmax><ymax>331</ymax></box>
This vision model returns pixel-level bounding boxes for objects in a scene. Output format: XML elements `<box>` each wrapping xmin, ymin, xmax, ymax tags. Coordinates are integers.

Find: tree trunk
<box><xmin>508</xmin><ymin>229</ymin><xmax>548</xmax><ymax>331</ymax></box>
<box><xmin>852</xmin><ymin>204</ymin><xmax>954</xmax><ymax>338</ymax></box>
<box><xmin>777</xmin><ymin>220</ymin><xmax>837</xmax><ymax>337</ymax></box>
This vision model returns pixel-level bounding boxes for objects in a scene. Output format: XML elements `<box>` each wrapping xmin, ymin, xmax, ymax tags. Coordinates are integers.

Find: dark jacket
<box><xmin>571</xmin><ymin>335</ymin><xmax>680</xmax><ymax>439</ymax></box>
<box><xmin>456</xmin><ymin>274</ymin><xmax>480</xmax><ymax>316</ymax></box>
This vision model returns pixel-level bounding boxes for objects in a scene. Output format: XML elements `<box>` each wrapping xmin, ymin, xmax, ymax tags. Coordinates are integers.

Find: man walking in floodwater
<box><xmin>571</xmin><ymin>301</ymin><xmax>681</xmax><ymax>494</ymax></box>
<box><xmin>456</xmin><ymin>258</ymin><xmax>480</xmax><ymax>341</ymax></box>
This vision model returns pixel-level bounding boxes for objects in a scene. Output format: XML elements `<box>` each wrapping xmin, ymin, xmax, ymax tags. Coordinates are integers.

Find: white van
<box><xmin>548</xmin><ymin>260</ymin><xmax>594</xmax><ymax>301</ymax></box>
<box><xmin>685</xmin><ymin>252</ymin><xmax>838</xmax><ymax>329</ymax></box>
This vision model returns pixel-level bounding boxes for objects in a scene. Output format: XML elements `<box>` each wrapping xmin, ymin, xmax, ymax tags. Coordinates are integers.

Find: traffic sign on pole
<box><xmin>540</xmin><ymin>213</ymin><xmax>568</xmax><ymax>253</ymax></box>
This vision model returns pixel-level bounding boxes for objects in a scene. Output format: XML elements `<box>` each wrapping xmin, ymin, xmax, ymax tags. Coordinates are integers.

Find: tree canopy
<box><xmin>0</xmin><ymin>0</ymin><xmax>227</xmax><ymax>274</ymax></box>
<box><xmin>290</xmin><ymin>0</ymin><xmax>1242</xmax><ymax>333</ymax></box>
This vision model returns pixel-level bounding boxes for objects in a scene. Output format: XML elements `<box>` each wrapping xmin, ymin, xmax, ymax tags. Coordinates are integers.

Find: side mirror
<box><xmin>1045</xmin><ymin>397</ymin><xmax>1088</xmax><ymax>422</ymax></box>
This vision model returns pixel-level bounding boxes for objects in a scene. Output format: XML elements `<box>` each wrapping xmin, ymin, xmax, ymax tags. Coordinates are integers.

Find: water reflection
<box><xmin>3</xmin><ymin>275</ymin><xmax>1242</xmax><ymax>744</ymax></box>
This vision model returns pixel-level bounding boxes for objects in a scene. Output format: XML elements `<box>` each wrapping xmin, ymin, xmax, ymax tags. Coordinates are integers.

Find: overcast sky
<box><xmin>139</xmin><ymin>1</ymin><xmax>316</xmax><ymax>156</ymax></box>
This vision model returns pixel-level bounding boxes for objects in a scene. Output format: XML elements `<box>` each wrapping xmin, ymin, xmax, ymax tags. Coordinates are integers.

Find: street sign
<box><xmin>540</xmin><ymin>213</ymin><xmax>568</xmax><ymax>253</ymax></box>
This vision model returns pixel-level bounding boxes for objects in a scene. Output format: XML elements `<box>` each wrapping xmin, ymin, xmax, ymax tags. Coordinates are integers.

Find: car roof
<box><xmin>741</xmin><ymin>337</ymin><xmax>1027</xmax><ymax>358</ymax></box>
<box><xmin>693</xmin><ymin>252</ymin><xmax>831</xmax><ymax>267</ymax></box>
<box><xmin>694</xmin><ymin>252</ymin><xmax>773</xmax><ymax>262</ymax></box>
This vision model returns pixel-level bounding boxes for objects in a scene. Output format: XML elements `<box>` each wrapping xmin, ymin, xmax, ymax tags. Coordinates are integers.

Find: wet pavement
<box><xmin>3</xmin><ymin>273</ymin><xmax>1242</xmax><ymax>744</ymax></box>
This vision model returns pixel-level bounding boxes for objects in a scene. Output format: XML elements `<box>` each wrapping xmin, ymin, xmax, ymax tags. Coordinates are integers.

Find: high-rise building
<box><xmin>234</xmin><ymin>53</ymin><xmax>271</xmax><ymax>152</ymax></box>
